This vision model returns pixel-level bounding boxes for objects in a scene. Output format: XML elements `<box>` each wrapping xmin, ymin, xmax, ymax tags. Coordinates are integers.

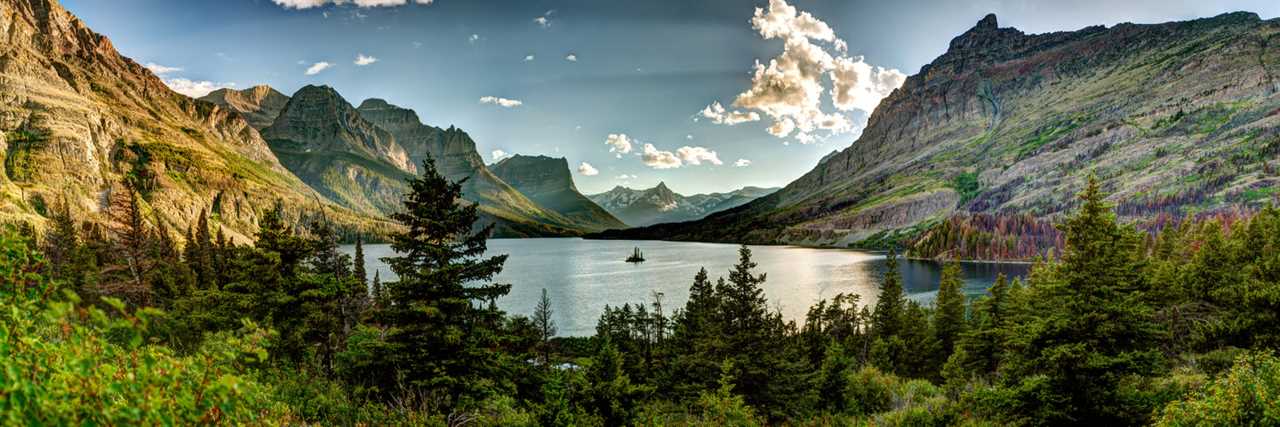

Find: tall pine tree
<box><xmin>380</xmin><ymin>156</ymin><xmax>512</xmax><ymax>407</ymax></box>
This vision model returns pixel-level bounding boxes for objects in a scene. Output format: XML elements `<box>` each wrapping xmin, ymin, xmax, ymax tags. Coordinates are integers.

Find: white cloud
<box><xmin>305</xmin><ymin>61</ymin><xmax>333</xmax><ymax>75</ymax></box>
<box><xmin>735</xmin><ymin>158</ymin><xmax>752</xmax><ymax>167</ymax></box>
<box><xmin>534</xmin><ymin>16</ymin><xmax>551</xmax><ymax>28</ymax></box>
<box><xmin>162</xmin><ymin>78</ymin><xmax>236</xmax><ymax>98</ymax></box>
<box><xmin>830</xmin><ymin>56</ymin><xmax>906</xmax><ymax>112</ymax></box>
<box><xmin>700</xmin><ymin>101</ymin><xmax>760</xmax><ymax>125</ymax></box>
<box><xmin>565</xmin><ymin>53</ymin><xmax>578</xmax><ymax>62</ymax></box>
<box><xmin>700</xmin><ymin>0</ymin><xmax>904</xmax><ymax>142</ymax></box>
<box><xmin>641</xmin><ymin>144</ymin><xmax>682</xmax><ymax>169</ymax></box>
<box><xmin>354</xmin><ymin>53</ymin><xmax>378</xmax><ymax>66</ymax></box>
<box><xmin>577</xmin><ymin>162</ymin><xmax>599</xmax><ymax>176</ymax></box>
<box><xmin>272</xmin><ymin>0</ymin><xmax>433</xmax><ymax>9</ymax></box>
<box><xmin>617</xmin><ymin>174</ymin><xmax>638</xmax><ymax>180</ymax></box>
<box><xmin>479</xmin><ymin>96</ymin><xmax>522</xmax><ymax>108</ymax></box>
<box><xmin>144</xmin><ymin>62</ymin><xmax>182</xmax><ymax>75</ymax></box>
<box><xmin>491</xmin><ymin>150</ymin><xmax>511</xmax><ymax>161</ymax></box>
<box><xmin>676</xmin><ymin>146</ymin><xmax>722</xmax><ymax>166</ymax></box>
<box><xmin>524</xmin><ymin>54</ymin><xmax>535</xmax><ymax>62</ymax></box>
<box><xmin>605</xmin><ymin>134</ymin><xmax>633</xmax><ymax>156</ymax></box>
<box><xmin>686</xmin><ymin>134</ymin><xmax>694</xmax><ymax>140</ymax></box>
<box><xmin>468</xmin><ymin>34</ymin><xmax>481</xmax><ymax>43</ymax></box>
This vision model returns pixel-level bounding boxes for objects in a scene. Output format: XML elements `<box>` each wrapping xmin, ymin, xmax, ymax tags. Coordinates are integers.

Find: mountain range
<box><xmin>587</xmin><ymin>183</ymin><xmax>778</xmax><ymax>227</ymax></box>
<box><xmin>594</xmin><ymin>13</ymin><xmax>1280</xmax><ymax>258</ymax></box>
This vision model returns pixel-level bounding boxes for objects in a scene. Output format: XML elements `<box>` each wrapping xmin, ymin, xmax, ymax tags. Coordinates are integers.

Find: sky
<box><xmin>63</xmin><ymin>0</ymin><xmax>1280</xmax><ymax>195</ymax></box>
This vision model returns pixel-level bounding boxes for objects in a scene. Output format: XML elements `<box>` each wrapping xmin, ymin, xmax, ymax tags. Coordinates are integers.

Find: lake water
<box><xmin>342</xmin><ymin>238</ymin><xmax>1029</xmax><ymax>337</ymax></box>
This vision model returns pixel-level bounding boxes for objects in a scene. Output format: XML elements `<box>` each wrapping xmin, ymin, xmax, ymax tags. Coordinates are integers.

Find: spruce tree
<box><xmin>1007</xmin><ymin>175</ymin><xmax>1161</xmax><ymax>424</ymax></box>
<box><xmin>353</xmin><ymin>234</ymin><xmax>367</xmax><ymax>289</ymax></box>
<box><xmin>872</xmin><ymin>249</ymin><xmax>906</xmax><ymax>338</ymax></box>
<box><xmin>933</xmin><ymin>262</ymin><xmax>967</xmax><ymax>365</ymax></box>
<box><xmin>380</xmin><ymin>156</ymin><xmax>512</xmax><ymax>406</ymax></box>
<box><xmin>533</xmin><ymin>288</ymin><xmax>556</xmax><ymax>367</ymax></box>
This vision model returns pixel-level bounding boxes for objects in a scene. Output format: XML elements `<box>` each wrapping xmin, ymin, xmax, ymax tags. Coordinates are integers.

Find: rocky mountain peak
<box><xmin>947</xmin><ymin>13</ymin><xmax>1025</xmax><ymax>52</ymax></box>
<box><xmin>492</xmin><ymin>155</ymin><xmax>578</xmax><ymax>195</ymax></box>
<box><xmin>201</xmin><ymin>85</ymin><xmax>289</xmax><ymax>129</ymax></box>
<box><xmin>264</xmin><ymin>85</ymin><xmax>415</xmax><ymax>174</ymax></box>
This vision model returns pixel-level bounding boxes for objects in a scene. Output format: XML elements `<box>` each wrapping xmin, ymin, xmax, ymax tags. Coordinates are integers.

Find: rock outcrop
<box><xmin>201</xmin><ymin>85</ymin><xmax>290</xmax><ymax>130</ymax></box>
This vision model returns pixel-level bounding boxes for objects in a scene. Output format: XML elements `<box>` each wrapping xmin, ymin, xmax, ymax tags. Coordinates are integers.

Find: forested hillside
<box><xmin>5</xmin><ymin>161</ymin><xmax>1280</xmax><ymax>425</ymax></box>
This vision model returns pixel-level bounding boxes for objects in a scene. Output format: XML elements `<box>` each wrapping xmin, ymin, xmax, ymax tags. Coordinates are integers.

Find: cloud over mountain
<box><xmin>641</xmin><ymin>144</ymin><xmax>682</xmax><ymax>169</ymax></box>
<box><xmin>701</xmin><ymin>0</ymin><xmax>904</xmax><ymax>143</ymax></box>
<box><xmin>305</xmin><ymin>61</ymin><xmax>333</xmax><ymax>75</ymax></box>
<box><xmin>676</xmin><ymin>146</ymin><xmax>722</xmax><ymax>166</ymax></box>
<box><xmin>605</xmin><ymin>133</ymin><xmax>633</xmax><ymax>157</ymax></box>
<box><xmin>480</xmin><ymin>96</ymin><xmax>522</xmax><ymax>108</ymax></box>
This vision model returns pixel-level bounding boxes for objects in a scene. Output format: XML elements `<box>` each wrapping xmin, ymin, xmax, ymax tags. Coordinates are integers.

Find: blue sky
<box><xmin>63</xmin><ymin>0</ymin><xmax>1280</xmax><ymax>195</ymax></box>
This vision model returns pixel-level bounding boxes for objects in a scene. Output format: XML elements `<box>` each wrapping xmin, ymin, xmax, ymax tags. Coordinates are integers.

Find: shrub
<box><xmin>0</xmin><ymin>231</ymin><xmax>295</xmax><ymax>425</ymax></box>
<box><xmin>1157</xmin><ymin>352</ymin><xmax>1280</xmax><ymax>426</ymax></box>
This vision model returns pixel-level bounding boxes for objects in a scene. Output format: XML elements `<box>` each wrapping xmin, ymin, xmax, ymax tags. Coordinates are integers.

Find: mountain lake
<box><xmin>342</xmin><ymin>238</ymin><xmax>1029</xmax><ymax>336</ymax></box>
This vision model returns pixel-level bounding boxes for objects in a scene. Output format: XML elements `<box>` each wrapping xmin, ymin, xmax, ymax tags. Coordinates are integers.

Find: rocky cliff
<box><xmin>352</xmin><ymin>98</ymin><xmax>592</xmax><ymax>236</ymax></box>
<box><xmin>0</xmin><ymin>0</ymin><xmax>391</xmax><ymax>241</ymax></box>
<box><xmin>490</xmin><ymin>155</ymin><xmax>626</xmax><ymax>231</ymax></box>
<box><xmin>201</xmin><ymin>85</ymin><xmax>290</xmax><ymax>130</ymax></box>
<box><xmin>594</xmin><ymin>12</ymin><xmax>1280</xmax><ymax>252</ymax></box>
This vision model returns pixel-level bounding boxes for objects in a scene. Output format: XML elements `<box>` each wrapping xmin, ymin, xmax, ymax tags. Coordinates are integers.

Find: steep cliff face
<box><xmin>264</xmin><ymin>86</ymin><xmax>415</xmax><ymax>174</ymax></box>
<box><xmin>588</xmin><ymin>183</ymin><xmax>779</xmax><ymax>227</ymax></box>
<box><xmin>257</xmin><ymin>85</ymin><xmax>420</xmax><ymax>217</ymax></box>
<box><xmin>596</xmin><ymin>12</ymin><xmax>1280</xmax><ymax>249</ymax></box>
<box><xmin>201</xmin><ymin>85</ymin><xmax>290</xmax><ymax>130</ymax></box>
<box><xmin>353</xmin><ymin>98</ymin><xmax>591</xmax><ymax>236</ymax></box>
<box><xmin>490</xmin><ymin>155</ymin><xmax>625</xmax><ymax>231</ymax></box>
<box><xmin>0</xmin><ymin>0</ymin><xmax>388</xmax><ymax>241</ymax></box>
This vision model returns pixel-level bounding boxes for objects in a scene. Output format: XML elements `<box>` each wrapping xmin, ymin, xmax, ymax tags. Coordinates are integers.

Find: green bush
<box><xmin>0</xmin><ymin>231</ymin><xmax>295</xmax><ymax>425</ymax></box>
<box><xmin>1157</xmin><ymin>352</ymin><xmax>1280</xmax><ymax>426</ymax></box>
<box><xmin>846</xmin><ymin>366</ymin><xmax>896</xmax><ymax>416</ymax></box>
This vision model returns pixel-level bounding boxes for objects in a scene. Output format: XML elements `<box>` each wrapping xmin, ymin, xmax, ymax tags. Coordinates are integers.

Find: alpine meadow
<box><xmin>3</xmin><ymin>0</ymin><xmax>1280</xmax><ymax>425</ymax></box>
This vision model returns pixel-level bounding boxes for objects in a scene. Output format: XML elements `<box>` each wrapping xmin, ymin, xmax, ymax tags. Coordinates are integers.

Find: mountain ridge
<box><xmin>0</xmin><ymin>0</ymin><xmax>394</xmax><ymax>242</ymax></box>
<box><xmin>587</xmin><ymin>183</ymin><xmax>779</xmax><ymax>227</ymax></box>
<box><xmin>592</xmin><ymin>12</ymin><xmax>1280</xmax><ymax>256</ymax></box>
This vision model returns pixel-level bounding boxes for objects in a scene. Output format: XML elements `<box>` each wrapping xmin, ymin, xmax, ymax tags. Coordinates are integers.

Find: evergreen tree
<box><xmin>872</xmin><ymin>249</ymin><xmax>906</xmax><ymax>339</ymax></box>
<box><xmin>379</xmin><ymin>156</ymin><xmax>512</xmax><ymax>407</ymax></box>
<box><xmin>587</xmin><ymin>339</ymin><xmax>645</xmax><ymax>425</ymax></box>
<box><xmin>533</xmin><ymin>288</ymin><xmax>556</xmax><ymax>367</ymax></box>
<box><xmin>933</xmin><ymin>262</ymin><xmax>967</xmax><ymax>367</ymax></box>
<box><xmin>816</xmin><ymin>342</ymin><xmax>854</xmax><ymax>412</ymax></box>
<box><xmin>255</xmin><ymin>202</ymin><xmax>309</xmax><ymax>280</ymax></box>
<box><xmin>353</xmin><ymin>234</ymin><xmax>367</xmax><ymax>289</ymax></box>
<box><xmin>104</xmin><ymin>185</ymin><xmax>155</xmax><ymax>306</ymax></box>
<box><xmin>1004</xmin><ymin>175</ymin><xmax>1162</xmax><ymax>424</ymax></box>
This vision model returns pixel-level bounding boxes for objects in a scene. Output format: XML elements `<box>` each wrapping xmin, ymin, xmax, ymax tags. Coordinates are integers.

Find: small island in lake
<box><xmin>625</xmin><ymin>247</ymin><xmax>646</xmax><ymax>263</ymax></box>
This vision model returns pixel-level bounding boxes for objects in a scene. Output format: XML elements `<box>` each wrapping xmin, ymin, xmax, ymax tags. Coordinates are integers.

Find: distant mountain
<box><xmin>200</xmin><ymin>85</ymin><xmax>290</xmax><ymax>130</ymax></box>
<box><xmin>594</xmin><ymin>13</ymin><xmax>1280</xmax><ymax>257</ymax></box>
<box><xmin>588</xmin><ymin>183</ymin><xmax>778</xmax><ymax>227</ymax></box>
<box><xmin>0</xmin><ymin>0</ymin><xmax>390</xmax><ymax>242</ymax></box>
<box><xmin>490</xmin><ymin>155</ymin><xmax>626</xmax><ymax>232</ymax></box>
